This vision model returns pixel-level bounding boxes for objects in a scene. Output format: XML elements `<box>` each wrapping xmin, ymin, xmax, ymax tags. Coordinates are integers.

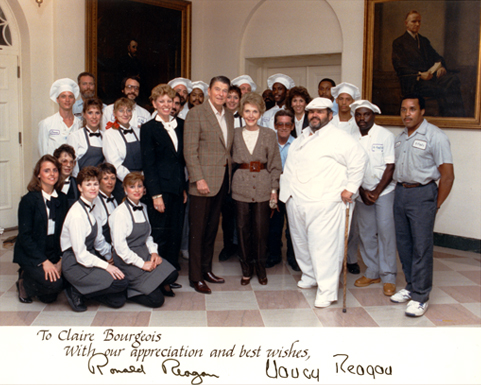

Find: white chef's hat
<box><xmin>191</xmin><ymin>81</ymin><xmax>209</xmax><ymax>95</ymax></box>
<box><xmin>232</xmin><ymin>75</ymin><xmax>257</xmax><ymax>92</ymax></box>
<box><xmin>168</xmin><ymin>77</ymin><xmax>193</xmax><ymax>93</ymax></box>
<box><xmin>267</xmin><ymin>73</ymin><xmax>295</xmax><ymax>90</ymax></box>
<box><xmin>49</xmin><ymin>78</ymin><xmax>79</xmax><ymax>103</ymax></box>
<box><xmin>350</xmin><ymin>100</ymin><xmax>381</xmax><ymax>115</ymax></box>
<box><xmin>331</xmin><ymin>82</ymin><xmax>361</xmax><ymax>100</ymax></box>
<box><xmin>305</xmin><ymin>97</ymin><xmax>334</xmax><ymax>111</ymax></box>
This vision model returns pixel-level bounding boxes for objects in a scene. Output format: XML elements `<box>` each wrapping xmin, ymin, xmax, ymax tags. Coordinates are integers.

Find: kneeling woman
<box><xmin>13</xmin><ymin>155</ymin><xmax>67</xmax><ymax>303</ymax></box>
<box><xmin>110</xmin><ymin>172</ymin><xmax>178</xmax><ymax>308</ymax></box>
<box><xmin>61</xmin><ymin>166</ymin><xmax>128</xmax><ymax>312</ymax></box>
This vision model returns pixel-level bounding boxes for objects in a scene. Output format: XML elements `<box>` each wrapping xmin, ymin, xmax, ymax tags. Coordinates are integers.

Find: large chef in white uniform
<box><xmin>280</xmin><ymin>97</ymin><xmax>367</xmax><ymax>308</ymax></box>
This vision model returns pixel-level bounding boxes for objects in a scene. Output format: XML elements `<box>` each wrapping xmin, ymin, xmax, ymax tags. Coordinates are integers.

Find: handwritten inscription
<box><xmin>162</xmin><ymin>358</ymin><xmax>219</xmax><ymax>385</ymax></box>
<box><xmin>266</xmin><ymin>359</ymin><xmax>320</xmax><ymax>382</ymax></box>
<box><xmin>87</xmin><ymin>352</ymin><xmax>146</xmax><ymax>375</ymax></box>
<box><xmin>333</xmin><ymin>354</ymin><xmax>392</xmax><ymax>379</ymax></box>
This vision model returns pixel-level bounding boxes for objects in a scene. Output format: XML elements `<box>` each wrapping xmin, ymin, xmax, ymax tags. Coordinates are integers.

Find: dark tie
<box><xmin>106</xmin><ymin>196</ymin><xmax>115</xmax><ymax>203</ymax></box>
<box><xmin>84</xmin><ymin>203</ymin><xmax>95</xmax><ymax>212</ymax></box>
<box><xmin>122</xmin><ymin>129</ymin><xmax>134</xmax><ymax>135</ymax></box>
<box><xmin>46</xmin><ymin>198</ymin><xmax>60</xmax><ymax>221</ymax></box>
<box><xmin>89</xmin><ymin>132</ymin><xmax>101</xmax><ymax>138</ymax></box>
<box><xmin>63</xmin><ymin>178</ymin><xmax>70</xmax><ymax>185</ymax></box>
<box><xmin>132</xmin><ymin>205</ymin><xmax>143</xmax><ymax>212</ymax></box>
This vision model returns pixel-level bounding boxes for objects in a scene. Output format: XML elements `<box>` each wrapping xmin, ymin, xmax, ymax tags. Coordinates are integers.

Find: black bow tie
<box><xmin>132</xmin><ymin>205</ymin><xmax>143</xmax><ymax>211</ymax></box>
<box><xmin>63</xmin><ymin>179</ymin><xmax>70</xmax><ymax>185</ymax></box>
<box><xmin>46</xmin><ymin>197</ymin><xmax>60</xmax><ymax>221</ymax></box>
<box><xmin>100</xmin><ymin>192</ymin><xmax>115</xmax><ymax>203</ymax></box>
<box><xmin>87</xmin><ymin>204</ymin><xmax>95</xmax><ymax>212</ymax></box>
<box><xmin>89</xmin><ymin>132</ymin><xmax>101</xmax><ymax>137</ymax></box>
<box><xmin>106</xmin><ymin>196</ymin><xmax>115</xmax><ymax>203</ymax></box>
<box><xmin>122</xmin><ymin>128</ymin><xmax>134</xmax><ymax>135</ymax></box>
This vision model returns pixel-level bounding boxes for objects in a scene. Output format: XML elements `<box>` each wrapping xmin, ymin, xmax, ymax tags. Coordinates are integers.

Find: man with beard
<box><xmin>168</xmin><ymin>77</ymin><xmax>193</xmax><ymax>120</ymax></box>
<box><xmin>171</xmin><ymin>93</ymin><xmax>182</xmax><ymax>119</ymax></box>
<box><xmin>260</xmin><ymin>74</ymin><xmax>295</xmax><ymax>130</ymax></box>
<box><xmin>279</xmin><ymin>97</ymin><xmax>367</xmax><ymax>308</ymax></box>
<box><xmin>72</xmin><ymin>72</ymin><xmax>98</xmax><ymax>118</ymax></box>
<box><xmin>188</xmin><ymin>81</ymin><xmax>208</xmax><ymax>109</ymax></box>
<box><xmin>101</xmin><ymin>76</ymin><xmax>150</xmax><ymax>131</ymax></box>
<box><xmin>349</xmin><ymin>100</ymin><xmax>397</xmax><ymax>297</ymax></box>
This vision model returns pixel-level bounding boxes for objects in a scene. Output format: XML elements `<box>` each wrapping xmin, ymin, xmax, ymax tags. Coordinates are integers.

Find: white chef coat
<box><xmin>331</xmin><ymin>114</ymin><xmax>357</xmax><ymax>136</ymax></box>
<box><xmin>260</xmin><ymin>104</ymin><xmax>285</xmax><ymax>130</ymax></box>
<box><xmin>38</xmin><ymin>112</ymin><xmax>82</xmax><ymax>156</ymax></box>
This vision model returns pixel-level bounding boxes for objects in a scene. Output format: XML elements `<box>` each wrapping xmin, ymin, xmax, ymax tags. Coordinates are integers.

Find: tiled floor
<box><xmin>1</xmin><ymin>229</ymin><xmax>480</xmax><ymax>327</ymax></box>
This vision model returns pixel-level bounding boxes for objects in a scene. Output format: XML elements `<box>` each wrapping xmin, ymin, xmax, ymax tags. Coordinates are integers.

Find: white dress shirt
<box><xmin>109</xmin><ymin>200</ymin><xmax>158</xmax><ymax>269</ymax></box>
<box><xmin>102</xmin><ymin>125</ymin><xmax>141</xmax><ymax>181</ymax></box>
<box><xmin>38</xmin><ymin>112</ymin><xmax>82</xmax><ymax>156</ymax></box>
<box><xmin>67</xmin><ymin>126</ymin><xmax>103</xmax><ymax>177</ymax></box>
<box><xmin>101</xmin><ymin>103</ymin><xmax>151</xmax><ymax>132</ymax></box>
<box><xmin>208</xmin><ymin>99</ymin><xmax>228</xmax><ymax>146</ymax></box>
<box><xmin>60</xmin><ymin>197</ymin><xmax>111</xmax><ymax>268</ymax></box>
<box><xmin>91</xmin><ymin>192</ymin><xmax>117</xmax><ymax>229</ymax></box>
<box><xmin>155</xmin><ymin>115</ymin><xmax>178</xmax><ymax>151</ymax></box>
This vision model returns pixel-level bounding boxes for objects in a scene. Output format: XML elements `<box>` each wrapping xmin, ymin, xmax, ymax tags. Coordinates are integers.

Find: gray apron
<box><xmin>114</xmin><ymin>128</ymin><xmax>143</xmax><ymax>200</ymax></box>
<box><xmin>77</xmin><ymin>128</ymin><xmax>104</xmax><ymax>170</ymax></box>
<box><xmin>113</xmin><ymin>200</ymin><xmax>175</xmax><ymax>298</ymax></box>
<box><xmin>62</xmin><ymin>200</ymin><xmax>114</xmax><ymax>295</ymax></box>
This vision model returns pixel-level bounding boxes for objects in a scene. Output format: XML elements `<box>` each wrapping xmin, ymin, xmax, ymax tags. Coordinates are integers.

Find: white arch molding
<box><xmin>0</xmin><ymin>0</ymin><xmax>23</xmax><ymax>229</ymax></box>
<box><xmin>238</xmin><ymin>0</ymin><xmax>344</xmax><ymax>97</ymax></box>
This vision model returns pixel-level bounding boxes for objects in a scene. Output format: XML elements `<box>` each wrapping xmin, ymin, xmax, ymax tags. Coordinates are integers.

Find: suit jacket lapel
<box><xmin>204</xmin><ymin>102</ymin><xmax>227</xmax><ymax>148</ymax></box>
<box><xmin>36</xmin><ymin>192</ymin><xmax>49</xmax><ymax>227</ymax></box>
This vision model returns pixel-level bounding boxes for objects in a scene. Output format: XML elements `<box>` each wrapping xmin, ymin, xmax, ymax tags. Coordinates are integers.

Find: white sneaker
<box><xmin>297</xmin><ymin>280</ymin><xmax>317</xmax><ymax>289</ymax></box>
<box><xmin>405</xmin><ymin>300</ymin><xmax>429</xmax><ymax>317</ymax></box>
<box><xmin>181</xmin><ymin>249</ymin><xmax>189</xmax><ymax>260</ymax></box>
<box><xmin>314</xmin><ymin>300</ymin><xmax>331</xmax><ymax>308</ymax></box>
<box><xmin>390</xmin><ymin>289</ymin><xmax>411</xmax><ymax>303</ymax></box>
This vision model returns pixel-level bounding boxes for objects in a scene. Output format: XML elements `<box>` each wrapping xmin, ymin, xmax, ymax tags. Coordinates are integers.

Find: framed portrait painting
<box><xmin>86</xmin><ymin>0</ymin><xmax>191</xmax><ymax>108</ymax></box>
<box><xmin>363</xmin><ymin>0</ymin><xmax>481</xmax><ymax>128</ymax></box>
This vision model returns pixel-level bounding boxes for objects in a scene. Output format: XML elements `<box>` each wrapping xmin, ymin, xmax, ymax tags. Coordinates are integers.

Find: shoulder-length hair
<box><xmin>285</xmin><ymin>86</ymin><xmax>312</xmax><ymax>114</ymax></box>
<box><xmin>27</xmin><ymin>155</ymin><xmax>63</xmax><ymax>193</ymax></box>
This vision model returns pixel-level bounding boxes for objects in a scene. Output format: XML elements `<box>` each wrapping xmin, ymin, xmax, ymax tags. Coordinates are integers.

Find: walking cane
<box><xmin>342</xmin><ymin>202</ymin><xmax>350</xmax><ymax>313</ymax></box>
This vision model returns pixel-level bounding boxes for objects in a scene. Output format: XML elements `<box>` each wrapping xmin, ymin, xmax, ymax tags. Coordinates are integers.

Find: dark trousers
<box><xmin>188</xmin><ymin>170</ymin><xmax>229</xmax><ymax>281</ymax></box>
<box><xmin>393</xmin><ymin>182</ymin><xmax>437</xmax><ymax>303</ymax></box>
<box><xmin>21</xmin><ymin>264</ymin><xmax>65</xmax><ymax>303</ymax></box>
<box><xmin>268</xmin><ymin>201</ymin><xmax>295</xmax><ymax>262</ymax></box>
<box><xmin>220</xmin><ymin>191</ymin><xmax>237</xmax><ymax>248</ymax></box>
<box><xmin>236</xmin><ymin>200</ymin><xmax>270</xmax><ymax>279</ymax></box>
<box><xmin>130</xmin><ymin>270</ymin><xmax>178</xmax><ymax>308</ymax></box>
<box><xmin>148</xmin><ymin>192</ymin><xmax>185</xmax><ymax>270</ymax></box>
<box><xmin>84</xmin><ymin>277</ymin><xmax>128</xmax><ymax>308</ymax></box>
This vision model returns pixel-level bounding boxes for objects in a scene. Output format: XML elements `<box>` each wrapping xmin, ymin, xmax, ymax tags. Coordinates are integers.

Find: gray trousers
<box><xmin>356</xmin><ymin>191</ymin><xmax>397</xmax><ymax>284</ymax></box>
<box><xmin>393</xmin><ymin>182</ymin><xmax>437</xmax><ymax>303</ymax></box>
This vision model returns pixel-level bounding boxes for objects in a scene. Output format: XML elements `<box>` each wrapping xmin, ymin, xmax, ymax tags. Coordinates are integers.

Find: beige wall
<box><xmin>8</xmin><ymin>0</ymin><xmax>481</xmax><ymax>240</ymax></box>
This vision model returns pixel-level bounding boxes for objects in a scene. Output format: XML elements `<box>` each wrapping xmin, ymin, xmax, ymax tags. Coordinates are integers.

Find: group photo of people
<box><xmin>14</xmin><ymin>27</ymin><xmax>455</xmax><ymax>318</ymax></box>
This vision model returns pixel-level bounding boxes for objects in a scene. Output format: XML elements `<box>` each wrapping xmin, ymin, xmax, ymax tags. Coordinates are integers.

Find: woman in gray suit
<box><xmin>232</xmin><ymin>92</ymin><xmax>282</xmax><ymax>285</ymax></box>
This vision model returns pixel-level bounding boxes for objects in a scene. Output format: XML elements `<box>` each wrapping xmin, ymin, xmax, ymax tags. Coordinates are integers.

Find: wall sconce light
<box><xmin>35</xmin><ymin>0</ymin><xmax>43</xmax><ymax>7</ymax></box>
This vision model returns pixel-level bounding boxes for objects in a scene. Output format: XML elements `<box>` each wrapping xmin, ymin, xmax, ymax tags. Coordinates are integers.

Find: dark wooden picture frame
<box><xmin>363</xmin><ymin>0</ymin><xmax>481</xmax><ymax>129</ymax></box>
<box><xmin>86</xmin><ymin>0</ymin><xmax>191</xmax><ymax>108</ymax></box>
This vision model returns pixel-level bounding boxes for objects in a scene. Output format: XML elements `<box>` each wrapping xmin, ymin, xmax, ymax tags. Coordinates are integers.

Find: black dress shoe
<box><xmin>265</xmin><ymin>257</ymin><xmax>281</xmax><ymax>268</ymax></box>
<box><xmin>189</xmin><ymin>280</ymin><xmax>212</xmax><ymax>294</ymax></box>
<box><xmin>258</xmin><ymin>276</ymin><xmax>268</xmax><ymax>285</ymax></box>
<box><xmin>170</xmin><ymin>282</ymin><xmax>182</xmax><ymax>289</ymax></box>
<box><xmin>203</xmin><ymin>271</ymin><xmax>225</xmax><ymax>284</ymax></box>
<box><xmin>240</xmin><ymin>277</ymin><xmax>251</xmax><ymax>286</ymax></box>
<box><xmin>161</xmin><ymin>285</ymin><xmax>175</xmax><ymax>297</ymax></box>
<box><xmin>288</xmin><ymin>259</ymin><xmax>301</xmax><ymax>272</ymax></box>
<box><xmin>347</xmin><ymin>263</ymin><xmax>361</xmax><ymax>274</ymax></box>
<box><xmin>64</xmin><ymin>286</ymin><xmax>87</xmax><ymax>312</ymax></box>
<box><xmin>16</xmin><ymin>280</ymin><xmax>32</xmax><ymax>304</ymax></box>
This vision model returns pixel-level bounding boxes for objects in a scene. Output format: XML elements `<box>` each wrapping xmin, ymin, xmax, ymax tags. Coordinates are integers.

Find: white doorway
<box><xmin>245</xmin><ymin>54</ymin><xmax>342</xmax><ymax>97</ymax></box>
<box><xmin>0</xmin><ymin>2</ymin><xmax>23</xmax><ymax>229</ymax></box>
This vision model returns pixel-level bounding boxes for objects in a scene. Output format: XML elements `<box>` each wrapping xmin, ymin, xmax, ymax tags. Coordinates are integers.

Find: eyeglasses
<box><xmin>125</xmin><ymin>85</ymin><xmax>140</xmax><ymax>91</ymax></box>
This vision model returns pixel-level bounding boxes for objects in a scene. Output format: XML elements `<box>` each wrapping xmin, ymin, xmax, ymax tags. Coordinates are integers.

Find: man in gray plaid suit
<box><xmin>184</xmin><ymin>76</ymin><xmax>235</xmax><ymax>294</ymax></box>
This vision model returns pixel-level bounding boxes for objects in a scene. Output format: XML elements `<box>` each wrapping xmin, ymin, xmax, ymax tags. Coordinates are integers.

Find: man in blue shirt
<box><xmin>267</xmin><ymin>110</ymin><xmax>299</xmax><ymax>271</ymax></box>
